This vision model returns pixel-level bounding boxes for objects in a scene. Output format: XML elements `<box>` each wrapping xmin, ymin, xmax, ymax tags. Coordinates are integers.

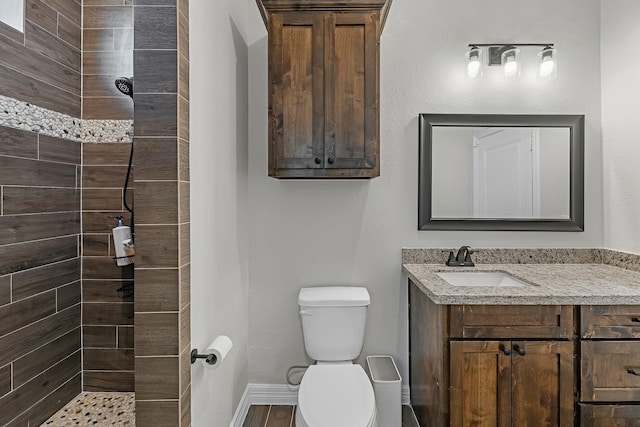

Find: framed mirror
<box><xmin>418</xmin><ymin>114</ymin><xmax>584</xmax><ymax>231</ymax></box>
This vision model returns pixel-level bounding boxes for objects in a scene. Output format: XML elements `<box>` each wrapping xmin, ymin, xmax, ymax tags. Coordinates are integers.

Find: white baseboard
<box><xmin>229</xmin><ymin>385</ymin><xmax>250</xmax><ymax>427</ymax></box>
<box><xmin>230</xmin><ymin>383</ymin><xmax>410</xmax><ymax>427</ymax></box>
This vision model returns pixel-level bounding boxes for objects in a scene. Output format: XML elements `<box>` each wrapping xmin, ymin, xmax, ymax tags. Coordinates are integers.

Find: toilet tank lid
<box><xmin>298</xmin><ymin>286</ymin><xmax>370</xmax><ymax>307</ymax></box>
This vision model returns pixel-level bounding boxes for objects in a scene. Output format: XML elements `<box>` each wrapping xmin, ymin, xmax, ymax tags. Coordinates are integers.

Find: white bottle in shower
<box><xmin>113</xmin><ymin>217</ymin><xmax>133</xmax><ymax>267</ymax></box>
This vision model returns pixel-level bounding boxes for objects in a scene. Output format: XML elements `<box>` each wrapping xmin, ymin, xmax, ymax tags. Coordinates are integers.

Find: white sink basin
<box><xmin>436</xmin><ymin>271</ymin><xmax>528</xmax><ymax>287</ymax></box>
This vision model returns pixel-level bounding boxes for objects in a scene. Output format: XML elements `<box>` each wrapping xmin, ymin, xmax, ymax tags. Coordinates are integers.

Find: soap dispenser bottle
<box><xmin>112</xmin><ymin>216</ymin><xmax>133</xmax><ymax>266</ymax></box>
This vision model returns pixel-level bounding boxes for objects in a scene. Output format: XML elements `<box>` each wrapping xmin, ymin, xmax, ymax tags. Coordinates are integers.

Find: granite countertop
<box><xmin>403</xmin><ymin>263</ymin><xmax>640</xmax><ymax>305</ymax></box>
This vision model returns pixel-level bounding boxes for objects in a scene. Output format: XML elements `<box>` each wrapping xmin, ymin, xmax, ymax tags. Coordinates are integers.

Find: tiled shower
<box><xmin>0</xmin><ymin>0</ymin><xmax>190</xmax><ymax>425</ymax></box>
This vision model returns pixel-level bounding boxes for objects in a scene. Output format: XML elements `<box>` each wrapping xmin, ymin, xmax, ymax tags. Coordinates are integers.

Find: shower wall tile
<box><xmin>84</xmin><ymin>348</ymin><xmax>135</xmax><ymax>371</ymax></box>
<box><xmin>0</xmin><ymin>126</ymin><xmax>38</xmax><ymax>158</ymax></box>
<box><xmin>56</xmin><ymin>281</ymin><xmax>81</xmax><ymax>310</ymax></box>
<box><xmin>82</xmin><ymin>2</ymin><xmax>134</xmax><ymax>120</ymax></box>
<box><xmin>12</xmin><ymin>329</ymin><xmax>80</xmax><ymax>388</ymax></box>
<box><xmin>0</xmin><ymin>351</ymin><xmax>81</xmax><ymax>427</ymax></box>
<box><xmin>84</xmin><ymin>325</ymin><xmax>117</xmax><ymax>348</ymax></box>
<box><xmin>134</xmin><ymin>224</ymin><xmax>179</xmax><ymax>268</ymax></box>
<box><xmin>83</xmin><ymin>257</ymin><xmax>134</xmax><ymax>280</ymax></box>
<box><xmin>134</xmin><ymin>94</ymin><xmax>178</xmax><ymax>136</ymax></box>
<box><xmin>135</xmin><ymin>181</ymin><xmax>179</xmax><ymax>224</ymax></box>
<box><xmin>134</xmin><ymin>2</ymin><xmax>190</xmax><ymax>424</ymax></box>
<box><xmin>11</xmin><ymin>258</ymin><xmax>80</xmax><ymax>302</ymax></box>
<box><xmin>136</xmin><ymin>400</ymin><xmax>180</xmax><ymax>427</ymax></box>
<box><xmin>135</xmin><ymin>137</ymin><xmax>178</xmax><ymax>180</ymax></box>
<box><xmin>82</xmin><ymin>234</ymin><xmax>110</xmax><ymax>256</ymax></box>
<box><xmin>81</xmin><ymin>141</ymin><xmax>135</xmax><ymax>393</ymax></box>
<box><xmin>118</xmin><ymin>326</ymin><xmax>135</xmax><ymax>348</ymax></box>
<box><xmin>0</xmin><ymin>0</ymin><xmax>81</xmax><ymax>116</ymax></box>
<box><xmin>83</xmin><ymin>302</ymin><xmax>134</xmax><ymax>325</ymax></box>
<box><xmin>0</xmin><ymin>236</ymin><xmax>78</xmax><ymax>276</ymax></box>
<box><xmin>83</xmin><ymin>188</ymin><xmax>124</xmax><ymax>211</ymax></box>
<box><xmin>136</xmin><ymin>356</ymin><xmax>179</xmax><ymax>400</ymax></box>
<box><xmin>134</xmin><ymin>6</ymin><xmax>177</xmax><ymax>49</ymax></box>
<box><xmin>135</xmin><ymin>312</ymin><xmax>179</xmax><ymax>356</ymax></box>
<box><xmin>0</xmin><ymin>276</ymin><xmax>10</xmax><ymax>306</ymax></box>
<box><xmin>135</xmin><ymin>269</ymin><xmax>179</xmax><ymax>312</ymax></box>
<box><xmin>4</xmin><ymin>374</ymin><xmax>81</xmax><ymax>427</ymax></box>
<box><xmin>83</xmin><ymin>280</ymin><xmax>134</xmax><ymax>303</ymax></box>
<box><xmin>3</xmin><ymin>187</ymin><xmax>79</xmax><ymax>214</ymax></box>
<box><xmin>83</xmin><ymin>371</ymin><xmax>134</xmax><ymax>392</ymax></box>
<box><xmin>0</xmin><ymin>364</ymin><xmax>10</xmax><ymax>397</ymax></box>
<box><xmin>39</xmin><ymin>134</ymin><xmax>82</xmax><ymax>163</ymax></box>
<box><xmin>134</xmin><ymin>50</ymin><xmax>178</xmax><ymax>93</ymax></box>
<box><xmin>58</xmin><ymin>14</ymin><xmax>81</xmax><ymax>49</ymax></box>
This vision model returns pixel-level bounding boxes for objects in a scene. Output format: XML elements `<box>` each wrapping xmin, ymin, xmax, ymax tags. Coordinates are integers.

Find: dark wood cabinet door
<box><xmin>324</xmin><ymin>12</ymin><xmax>379</xmax><ymax>176</ymax></box>
<box><xmin>511</xmin><ymin>341</ymin><xmax>575</xmax><ymax>427</ymax></box>
<box><xmin>581</xmin><ymin>404</ymin><xmax>640</xmax><ymax>426</ymax></box>
<box><xmin>450</xmin><ymin>340</ymin><xmax>512</xmax><ymax>427</ymax></box>
<box><xmin>582</xmin><ymin>340</ymin><xmax>640</xmax><ymax>402</ymax></box>
<box><xmin>268</xmin><ymin>12</ymin><xmax>324</xmax><ymax>174</ymax></box>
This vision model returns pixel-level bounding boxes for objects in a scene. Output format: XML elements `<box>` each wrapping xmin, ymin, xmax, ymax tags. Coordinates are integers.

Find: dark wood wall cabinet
<box><xmin>256</xmin><ymin>0</ymin><xmax>392</xmax><ymax>178</ymax></box>
<box><xmin>409</xmin><ymin>281</ymin><xmax>640</xmax><ymax>426</ymax></box>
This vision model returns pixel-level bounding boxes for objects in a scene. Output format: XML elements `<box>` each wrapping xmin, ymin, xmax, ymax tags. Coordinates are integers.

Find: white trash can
<box><xmin>366</xmin><ymin>355</ymin><xmax>402</xmax><ymax>427</ymax></box>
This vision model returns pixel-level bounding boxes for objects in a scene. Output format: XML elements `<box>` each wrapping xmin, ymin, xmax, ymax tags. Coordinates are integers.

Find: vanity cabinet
<box><xmin>580</xmin><ymin>306</ymin><xmax>640</xmax><ymax>426</ymax></box>
<box><xmin>450</xmin><ymin>340</ymin><xmax>574</xmax><ymax>426</ymax></box>
<box><xmin>409</xmin><ymin>281</ymin><xmax>576</xmax><ymax>427</ymax></box>
<box><xmin>257</xmin><ymin>0</ymin><xmax>392</xmax><ymax>178</ymax></box>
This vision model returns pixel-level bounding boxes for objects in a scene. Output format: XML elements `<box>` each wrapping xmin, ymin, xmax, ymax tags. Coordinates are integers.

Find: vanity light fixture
<box><xmin>466</xmin><ymin>43</ymin><xmax>557</xmax><ymax>80</ymax></box>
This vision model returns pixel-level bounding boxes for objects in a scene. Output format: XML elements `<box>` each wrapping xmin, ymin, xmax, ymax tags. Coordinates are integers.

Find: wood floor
<box><xmin>242</xmin><ymin>404</ymin><xmax>419</xmax><ymax>427</ymax></box>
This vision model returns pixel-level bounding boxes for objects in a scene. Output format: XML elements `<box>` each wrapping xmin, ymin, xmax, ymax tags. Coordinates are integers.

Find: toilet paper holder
<box><xmin>190</xmin><ymin>349</ymin><xmax>217</xmax><ymax>365</ymax></box>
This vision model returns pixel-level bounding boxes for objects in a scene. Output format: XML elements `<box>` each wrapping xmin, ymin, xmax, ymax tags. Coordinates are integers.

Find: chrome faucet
<box><xmin>446</xmin><ymin>246</ymin><xmax>475</xmax><ymax>267</ymax></box>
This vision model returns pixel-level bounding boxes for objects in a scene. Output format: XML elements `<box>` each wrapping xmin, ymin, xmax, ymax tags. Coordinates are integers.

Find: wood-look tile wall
<box><xmin>0</xmin><ymin>0</ymin><xmax>81</xmax><ymax>117</ymax></box>
<box><xmin>82</xmin><ymin>142</ymin><xmax>135</xmax><ymax>392</ymax></box>
<box><xmin>133</xmin><ymin>0</ymin><xmax>190</xmax><ymax>424</ymax></box>
<box><xmin>0</xmin><ymin>125</ymin><xmax>82</xmax><ymax>426</ymax></box>
<box><xmin>83</xmin><ymin>0</ymin><xmax>134</xmax><ymax>120</ymax></box>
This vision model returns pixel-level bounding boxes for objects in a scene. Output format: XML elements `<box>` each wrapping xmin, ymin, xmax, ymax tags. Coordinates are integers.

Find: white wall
<box><xmin>190</xmin><ymin>0</ymin><xmax>250</xmax><ymax>425</ymax></box>
<box><xmin>247</xmin><ymin>0</ymin><xmax>603</xmax><ymax>386</ymax></box>
<box><xmin>602</xmin><ymin>0</ymin><xmax>640</xmax><ymax>254</ymax></box>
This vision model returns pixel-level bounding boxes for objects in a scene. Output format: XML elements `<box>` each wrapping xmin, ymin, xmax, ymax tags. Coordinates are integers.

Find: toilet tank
<box><xmin>298</xmin><ymin>286</ymin><xmax>370</xmax><ymax>362</ymax></box>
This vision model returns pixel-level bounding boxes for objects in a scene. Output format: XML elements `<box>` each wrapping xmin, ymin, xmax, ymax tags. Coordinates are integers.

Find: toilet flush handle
<box><xmin>299</xmin><ymin>309</ymin><xmax>313</xmax><ymax>316</ymax></box>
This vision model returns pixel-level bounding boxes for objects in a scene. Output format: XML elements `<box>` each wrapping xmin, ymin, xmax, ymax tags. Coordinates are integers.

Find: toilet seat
<box><xmin>296</xmin><ymin>364</ymin><xmax>377</xmax><ymax>427</ymax></box>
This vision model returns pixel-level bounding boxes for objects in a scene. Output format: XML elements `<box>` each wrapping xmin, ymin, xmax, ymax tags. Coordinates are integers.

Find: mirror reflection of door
<box><xmin>473</xmin><ymin>128</ymin><xmax>539</xmax><ymax>218</ymax></box>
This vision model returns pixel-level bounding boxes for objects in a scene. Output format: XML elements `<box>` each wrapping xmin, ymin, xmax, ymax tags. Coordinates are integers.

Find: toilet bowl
<box><xmin>296</xmin><ymin>364</ymin><xmax>376</xmax><ymax>427</ymax></box>
<box><xmin>296</xmin><ymin>287</ymin><xmax>377</xmax><ymax>427</ymax></box>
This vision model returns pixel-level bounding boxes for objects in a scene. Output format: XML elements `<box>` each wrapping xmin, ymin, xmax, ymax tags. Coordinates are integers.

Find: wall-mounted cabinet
<box><xmin>256</xmin><ymin>0</ymin><xmax>392</xmax><ymax>178</ymax></box>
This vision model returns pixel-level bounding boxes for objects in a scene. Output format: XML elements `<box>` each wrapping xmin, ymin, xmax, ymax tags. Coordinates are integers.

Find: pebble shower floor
<box><xmin>41</xmin><ymin>392</ymin><xmax>135</xmax><ymax>426</ymax></box>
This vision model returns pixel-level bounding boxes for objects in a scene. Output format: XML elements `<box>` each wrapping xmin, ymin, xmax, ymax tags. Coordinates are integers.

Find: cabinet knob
<box><xmin>513</xmin><ymin>344</ymin><xmax>526</xmax><ymax>356</ymax></box>
<box><xmin>314</xmin><ymin>157</ymin><xmax>321</xmax><ymax>165</ymax></box>
<box><xmin>327</xmin><ymin>157</ymin><xmax>335</xmax><ymax>165</ymax></box>
<box><xmin>499</xmin><ymin>344</ymin><xmax>511</xmax><ymax>356</ymax></box>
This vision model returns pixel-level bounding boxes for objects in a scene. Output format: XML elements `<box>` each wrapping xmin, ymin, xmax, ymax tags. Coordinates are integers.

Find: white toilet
<box><xmin>296</xmin><ymin>286</ymin><xmax>377</xmax><ymax>427</ymax></box>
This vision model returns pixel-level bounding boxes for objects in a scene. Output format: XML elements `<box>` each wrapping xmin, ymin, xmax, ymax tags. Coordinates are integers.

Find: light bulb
<box><xmin>504</xmin><ymin>57</ymin><xmax>518</xmax><ymax>78</ymax></box>
<box><xmin>467</xmin><ymin>60</ymin><xmax>481</xmax><ymax>78</ymax></box>
<box><xmin>501</xmin><ymin>47</ymin><xmax>520</xmax><ymax>79</ymax></box>
<box><xmin>466</xmin><ymin>46</ymin><xmax>483</xmax><ymax>79</ymax></box>
<box><xmin>538</xmin><ymin>46</ymin><xmax>557</xmax><ymax>79</ymax></box>
<box><xmin>539</xmin><ymin>58</ymin><xmax>555</xmax><ymax>77</ymax></box>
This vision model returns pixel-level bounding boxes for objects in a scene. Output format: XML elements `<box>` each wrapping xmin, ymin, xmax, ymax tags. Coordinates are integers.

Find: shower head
<box><xmin>115</xmin><ymin>77</ymin><xmax>133</xmax><ymax>98</ymax></box>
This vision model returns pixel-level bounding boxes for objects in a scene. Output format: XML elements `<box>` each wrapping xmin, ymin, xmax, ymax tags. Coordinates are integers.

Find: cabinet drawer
<box><xmin>581</xmin><ymin>341</ymin><xmax>640</xmax><ymax>402</ymax></box>
<box><xmin>580</xmin><ymin>404</ymin><xmax>640</xmax><ymax>426</ymax></box>
<box><xmin>581</xmin><ymin>306</ymin><xmax>640</xmax><ymax>339</ymax></box>
<box><xmin>450</xmin><ymin>305</ymin><xmax>574</xmax><ymax>339</ymax></box>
